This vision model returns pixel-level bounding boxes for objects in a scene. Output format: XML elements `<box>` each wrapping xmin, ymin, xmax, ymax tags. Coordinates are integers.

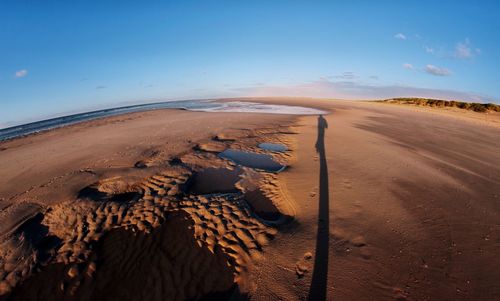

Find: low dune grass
<box><xmin>379</xmin><ymin>98</ymin><xmax>500</xmax><ymax>113</ymax></box>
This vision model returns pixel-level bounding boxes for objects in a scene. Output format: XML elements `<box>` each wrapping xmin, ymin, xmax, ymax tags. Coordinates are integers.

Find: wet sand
<box><xmin>1</xmin><ymin>98</ymin><xmax>499</xmax><ymax>300</ymax></box>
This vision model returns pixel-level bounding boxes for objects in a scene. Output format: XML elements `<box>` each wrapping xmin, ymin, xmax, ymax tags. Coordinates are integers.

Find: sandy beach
<box><xmin>1</xmin><ymin>98</ymin><xmax>499</xmax><ymax>300</ymax></box>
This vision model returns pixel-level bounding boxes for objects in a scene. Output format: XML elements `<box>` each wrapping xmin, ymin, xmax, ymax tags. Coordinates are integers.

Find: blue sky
<box><xmin>1</xmin><ymin>1</ymin><xmax>499</xmax><ymax>127</ymax></box>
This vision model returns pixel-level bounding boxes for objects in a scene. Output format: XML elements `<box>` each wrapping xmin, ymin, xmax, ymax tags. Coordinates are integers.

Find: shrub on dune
<box><xmin>383</xmin><ymin>98</ymin><xmax>499</xmax><ymax>113</ymax></box>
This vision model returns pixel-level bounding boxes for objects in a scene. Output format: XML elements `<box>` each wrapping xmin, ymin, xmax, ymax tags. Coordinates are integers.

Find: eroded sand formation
<box><xmin>0</xmin><ymin>124</ymin><xmax>298</xmax><ymax>301</ymax></box>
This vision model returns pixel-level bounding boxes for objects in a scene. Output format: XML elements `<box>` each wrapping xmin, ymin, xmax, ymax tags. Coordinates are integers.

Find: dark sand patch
<box><xmin>186</xmin><ymin>168</ymin><xmax>243</xmax><ymax>195</ymax></box>
<box><xmin>5</xmin><ymin>211</ymin><xmax>242</xmax><ymax>301</ymax></box>
<box><xmin>244</xmin><ymin>189</ymin><xmax>283</xmax><ymax>222</ymax></box>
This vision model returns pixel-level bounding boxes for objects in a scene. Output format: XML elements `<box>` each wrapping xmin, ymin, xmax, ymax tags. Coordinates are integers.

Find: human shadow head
<box><xmin>315</xmin><ymin>115</ymin><xmax>328</xmax><ymax>153</ymax></box>
<box><xmin>318</xmin><ymin>115</ymin><xmax>328</xmax><ymax>129</ymax></box>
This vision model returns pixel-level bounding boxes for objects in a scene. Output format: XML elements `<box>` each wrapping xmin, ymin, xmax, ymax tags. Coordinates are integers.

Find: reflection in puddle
<box><xmin>219</xmin><ymin>149</ymin><xmax>286</xmax><ymax>173</ymax></box>
<box><xmin>258</xmin><ymin>143</ymin><xmax>288</xmax><ymax>152</ymax></box>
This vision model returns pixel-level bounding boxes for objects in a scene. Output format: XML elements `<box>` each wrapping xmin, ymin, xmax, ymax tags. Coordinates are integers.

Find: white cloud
<box><xmin>14</xmin><ymin>69</ymin><xmax>28</xmax><ymax>78</ymax></box>
<box><xmin>394</xmin><ymin>33</ymin><xmax>407</xmax><ymax>40</ymax></box>
<box><xmin>403</xmin><ymin>63</ymin><xmax>451</xmax><ymax>76</ymax></box>
<box><xmin>424</xmin><ymin>64</ymin><xmax>451</xmax><ymax>76</ymax></box>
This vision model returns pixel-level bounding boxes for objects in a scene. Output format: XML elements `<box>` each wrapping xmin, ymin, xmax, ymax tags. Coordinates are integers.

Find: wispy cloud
<box><xmin>394</xmin><ymin>33</ymin><xmax>407</xmax><ymax>40</ymax></box>
<box><xmin>332</xmin><ymin>71</ymin><xmax>357</xmax><ymax>80</ymax></box>
<box><xmin>424</xmin><ymin>64</ymin><xmax>451</xmax><ymax>76</ymax></box>
<box><xmin>454</xmin><ymin>38</ymin><xmax>480</xmax><ymax>59</ymax></box>
<box><xmin>14</xmin><ymin>69</ymin><xmax>28</xmax><ymax>78</ymax></box>
<box><xmin>229</xmin><ymin>78</ymin><xmax>495</xmax><ymax>102</ymax></box>
<box><xmin>96</xmin><ymin>85</ymin><xmax>107</xmax><ymax>90</ymax></box>
<box><xmin>403</xmin><ymin>63</ymin><xmax>452</xmax><ymax>76</ymax></box>
<box><xmin>424</xmin><ymin>38</ymin><xmax>480</xmax><ymax>59</ymax></box>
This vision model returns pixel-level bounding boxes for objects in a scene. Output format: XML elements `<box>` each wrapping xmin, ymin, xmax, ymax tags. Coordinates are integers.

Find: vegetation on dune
<box><xmin>379</xmin><ymin>98</ymin><xmax>500</xmax><ymax>113</ymax></box>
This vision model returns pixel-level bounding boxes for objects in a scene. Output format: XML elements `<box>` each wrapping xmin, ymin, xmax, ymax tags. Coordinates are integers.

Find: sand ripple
<box><xmin>0</xmin><ymin>125</ymin><xmax>297</xmax><ymax>300</ymax></box>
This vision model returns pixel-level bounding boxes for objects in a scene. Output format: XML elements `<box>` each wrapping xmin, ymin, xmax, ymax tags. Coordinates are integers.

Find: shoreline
<box><xmin>0</xmin><ymin>100</ymin><xmax>326</xmax><ymax>143</ymax></box>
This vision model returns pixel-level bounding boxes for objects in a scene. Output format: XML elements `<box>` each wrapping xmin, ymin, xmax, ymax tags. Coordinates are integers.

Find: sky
<box><xmin>1</xmin><ymin>0</ymin><xmax>500</xmax><ymax>127</ymax></box>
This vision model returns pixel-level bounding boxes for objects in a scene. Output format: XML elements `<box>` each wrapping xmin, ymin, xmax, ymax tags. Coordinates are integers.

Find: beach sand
<box><xmin>1</xmin><ymin>98</ymin><xmax>499</xmax><ymax>300</ymax></box>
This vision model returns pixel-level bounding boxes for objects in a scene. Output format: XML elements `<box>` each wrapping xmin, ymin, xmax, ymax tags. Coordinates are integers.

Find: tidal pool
<box><xmin>185</xmin><ymin>168</ymin><xmax>243</xmax><ymax>194</ymax></box>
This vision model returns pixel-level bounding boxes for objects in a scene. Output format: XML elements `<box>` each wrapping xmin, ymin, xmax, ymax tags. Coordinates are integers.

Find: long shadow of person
<box><xmin>307</xmin><ymin>115</ymin><xmax>330</xmax><ymax>301</ymax></box>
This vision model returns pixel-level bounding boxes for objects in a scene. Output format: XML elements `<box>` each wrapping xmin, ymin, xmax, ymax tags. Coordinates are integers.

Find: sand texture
<box><xmin>0</xmin><ymin>109</ymin><xmax>298</xmax><ymax>300</ymax></box>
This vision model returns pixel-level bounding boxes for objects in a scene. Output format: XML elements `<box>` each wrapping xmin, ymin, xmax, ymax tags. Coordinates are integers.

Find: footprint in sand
<box><xmin>309</xmin><ymin>186</ymin><xmax>318</xmax><ymax>197</ymax></box>
<box><xmin>295</xmin><ymin>252</ymin><xmax>313</xmax><ymax>278</ymax></box>
<box><xmin>295</xmin><ymin>262</ymin><xmax>309</xmax><ymax>278</ymax></box>
<box><xmin>332</xmin><ymin>227</ymin><xmax>371</xmax><ymax>259</ymax></box>
<box><xmin>343</xmin><ymin>179</ymin><xmax>352</xmax><ymax>189</ymax></box>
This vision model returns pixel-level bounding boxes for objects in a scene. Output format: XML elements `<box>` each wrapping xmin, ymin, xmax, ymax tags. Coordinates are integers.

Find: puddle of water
<box><xmin>186</xmin><ymin>168</ymin><xmax>243</xmax><ymax>194</ymax></box>
<box><xmin>219</xmin><ymin>149</ymin><xmax>285</xmax><ymax>173</ymax></box>
<box><xmin>258</xmin><ymin>143</ymin><xmax>288</xmax><ymax>152</ymax></box>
